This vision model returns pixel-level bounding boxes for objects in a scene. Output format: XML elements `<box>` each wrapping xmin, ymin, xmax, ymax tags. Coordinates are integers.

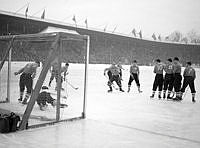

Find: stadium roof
<box><xmin>39</xmin><ymin>26</ymin><xmax>79</xmax><ymax>35</ymax></box>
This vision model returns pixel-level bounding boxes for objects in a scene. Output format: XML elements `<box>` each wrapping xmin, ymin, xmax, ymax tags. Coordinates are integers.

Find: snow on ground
<box><xmin>0</xmin><ymin>63</ymin><xmax>200</xmax><ymax>148</ymax></box>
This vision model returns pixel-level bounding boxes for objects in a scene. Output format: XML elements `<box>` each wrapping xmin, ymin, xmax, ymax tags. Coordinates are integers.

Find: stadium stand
<box><xmin>0</xmin><ymin>11</ymin><xmax>200</xmax><ymax>65</ymax></box>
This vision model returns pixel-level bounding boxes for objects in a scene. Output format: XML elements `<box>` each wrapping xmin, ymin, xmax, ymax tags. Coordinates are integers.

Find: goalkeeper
<box><xmin>37</xmin><ymin>86</ymin><xmax>68</xmax><ymax>111</ymax></box>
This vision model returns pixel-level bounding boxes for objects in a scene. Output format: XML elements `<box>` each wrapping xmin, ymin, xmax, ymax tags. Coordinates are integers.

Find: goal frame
<box><xmin>0</xmin><ymin>32</ymin><xmax>90</xmax><ymax>130</ymax></box>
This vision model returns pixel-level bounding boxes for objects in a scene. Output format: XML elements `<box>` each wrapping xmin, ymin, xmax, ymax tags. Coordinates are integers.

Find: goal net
<box><xmin>0</xmin><ymin>30</ymin><xmax>90</xmax><ymax>130</ymax></box>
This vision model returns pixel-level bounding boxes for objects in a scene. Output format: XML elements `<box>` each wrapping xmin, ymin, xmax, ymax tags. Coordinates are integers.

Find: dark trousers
<box><xmin>119</xmin><ymin>69</ymin><xmax>122</xmax><ymax>79</ymax></box>
<box><xmin>108</xmin><ymin>75</ymin><xmax>122</xmax><ymax>88</ymax></box>
<box><xmin>49</xmin><ymin>71</ymin><xmax>63</xmax><ymax>84</ymax></box>
<box><xmin>128</xmin><ymin>73</ymin><xmax>140</xmax><ymax>87</ymax></box>
<box><xmin>163</xmin><ymin>74</ymin><xmax>174</xmax><ymax>91</ymax></box>
<box><xmin>181</xmin><ymin>76</ymin><xmax>196</xmax><ymax>93</ymax></box>
<box><xmin>152</xmin><ymin>74</ymin><xmax>163</xmax><ymax>91</ymax></box>
<box><xmin>173</xmin><ymin>73</ymin><xmax>182</xmax><ymax>92</ymax></box>
<box><xmin>107</xmin><ymin>71</ymin><xmax>112</xmax><ymax>80</ymax></box>
<box><xmin>19</xmin><ymin>73</ymin><xmax>33</xmax><ymax>94</ymax></box>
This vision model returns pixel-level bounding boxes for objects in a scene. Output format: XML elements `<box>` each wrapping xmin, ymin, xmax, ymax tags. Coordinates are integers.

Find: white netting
<box><xmin>0</xmin><ymin>32</ymin><xmax>89</xmax><ymax>129</ymax></box>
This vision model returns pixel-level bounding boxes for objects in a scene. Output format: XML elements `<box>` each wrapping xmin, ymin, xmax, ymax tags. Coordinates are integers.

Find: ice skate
<box><xmin>107</xmin><ymin>89</ymin><xmax>112</xmax><ymax>93</ymax></box>
<box><xmin>163</xmin><ymin>93</ymin><xmax>166</xmax><ymax>99</ymax></box>
<box><xmin>192</xmin><ymin>98</ymin><xmax>196</xmax><ymax>103</ymax></box>
<box><xmin>18</xmin><ymin>98</ymin><xmax>22</xmax><ymax>102</ymax></box>
<box><xmin>119</xmin><ymin>88</ymin><xmax>124</xmax><ymax>92</ymax></box>
<box><xmin>150</xmin><ymin>95</ymin><xmax>154</xmax><ymax>99</ymax></box>
<box><xmin>127</xmin><ymin>87</ymin><xmax>130</xmax><ymax>93</ymax></box>
<box><xmin>173</xmin><ymin>96</ymin><xmax>182</xmax><ymax>101</ymax></box>
<box><xmin>60</xmin><ymin>103</ymin><xmax>68</xmax><ymax>108</ymax></box>
<box><xmin>166</xmin><ymin>94</ymin><xmax>173</xmax><ymax>100</ymax></box>
<box><xmin>137</xmin><ymin>87</ymin><xmax>142</xmax><ymax>93</ymax></box>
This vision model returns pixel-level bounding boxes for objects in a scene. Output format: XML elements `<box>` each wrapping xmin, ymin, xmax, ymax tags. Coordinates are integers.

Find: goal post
<box><xmin>0</xmin><ymin>31</ymin><xmax>90</xmax><ymax>130</ymax></box>
<box><xmin>0</xmin><ymin>37</ymin><xmax>14</xmax><ymax>103</ymax></box>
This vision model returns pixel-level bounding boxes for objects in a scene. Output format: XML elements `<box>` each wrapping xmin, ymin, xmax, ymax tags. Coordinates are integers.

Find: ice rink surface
<box><xmin>0</xmin><ymin>63</ymin><xmax>200</xmax><ymax>148</ymax></box>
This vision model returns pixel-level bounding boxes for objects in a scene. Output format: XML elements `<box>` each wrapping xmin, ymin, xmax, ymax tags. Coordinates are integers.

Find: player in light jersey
<box><xmin>163</xmin><ymin>58</ymin><xmax>174</xmax><ymax>99</ymax></box>
<box><xmin>14</xmin><ymin>60</ymin><xmax>40</xmax><ymax>104</ymax></box>
<box><xmin>180</xmin><ymin>62</ymin><xmax>196</xmax><ymax>102</ymax></box>
<box><xmin>127</xmin><ymin>60</ymin><xmax>142</xmax><ymax>93</ymax></box>
<box><xmin>150</xmin><ymin>59</ymin><xmax>164</xmax><ymax>99</ymax></box>
<box><xmin>104</xmin><ymin>63</ymin><xmax>124</xmax><ymax>92</ymax></box>
<box><xmin>62</xmin><ymin>63</ymin><xmax>69</xmax><ymax>81</ymax></box>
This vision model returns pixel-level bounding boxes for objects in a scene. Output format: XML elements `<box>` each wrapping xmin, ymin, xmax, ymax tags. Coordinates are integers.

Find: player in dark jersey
<box><xmin>180</xmin><ymin>62</ymin><xmax>196</xmax><ymax>102</ymax></box>
<box><xmin>37</xmin><ymin>86</ymin><xmax>68</xmax><ymax>111</ymax></box>
<box><xmin>172</xmin><ymin>57</ymin><xmax>182</xmax><ymax>101</ymax></box>
<box><xmin>163</xmin><ymin>58</ymin><xmax>174</xmax><ymax>99</ymax></box>
<box><xmin>127</xmin><ymin>60</ymin><xmax>142</xmax><ymax>93</ymax></box>
<box><xmin>37</xmin><ymin>86</ymin><xmax>56</xmax><ymax>111</ymax></box>
<box><xmin>14</xmin><ymin>60</ymin><xmax>40</xmax><ymax>104</ymax></box>
<box><xmin>104</xmin><ymin>63</ymin><xmax>124</xmax><ymax>92</ymax></box>
<box><xmin>150</xmin><ymin>59</ymin><xmax>164</xmax><ymax>99</ymax></box>
<box><xmin>117</xmin><ymin>61</ymin><xmax>124</xmax><ymax>80</ymax></box>
<box><xmin>48</xmin><ymin>59</ymin><xmax>59</xmax><ymax>87</ymax></box>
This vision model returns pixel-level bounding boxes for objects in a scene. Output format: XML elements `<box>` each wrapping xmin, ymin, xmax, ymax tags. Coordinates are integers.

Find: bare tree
<box><xmin>181</xmin><ymin>37</ymin><xmax>188</xmax><ymax>44</ymax></box>
<box><xmin>187</xmin><ymin>29</ymin><xmax>200</xmax><ymax>43</ymax></box>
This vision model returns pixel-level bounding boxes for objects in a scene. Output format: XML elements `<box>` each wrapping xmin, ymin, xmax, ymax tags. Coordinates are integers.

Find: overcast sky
<box><xmin>0</xmin><ymin>0</ymin><xmax>200</xmax><ymax>39</ymax></box>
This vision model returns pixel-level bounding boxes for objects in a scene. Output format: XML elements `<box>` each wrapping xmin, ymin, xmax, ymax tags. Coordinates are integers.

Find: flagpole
<box><xmin>72</xmin><ymin>15</ymin><xmax>77</xmax><ymax>28</ymax></box>
<box><xmin>31</xmin><ymin>7</ymin><xmax>46</xmax><ymax>17</ymax></box>
<box><xmin>85</xmin><ymin>18</ymin><xmax>88</xmax><ymax>29</ymax></box>
<box><xmin>112</xmin><ymin>26</ymin><xmax>117</xmax><ymax>33</ymax></box>
<box><xmin>62</xmin><ymin>15</ymin><xmax>73</xmax><ymax>22</ymax></box>
<box><xmin>14</xmin><ymin>3</ymin><xmax>29</xmax><ymax>15</ymax></box>
<box><xmin>41</xmin><ymin>9</ymin><xmax>45</xmax><ymax>19</ymax></box>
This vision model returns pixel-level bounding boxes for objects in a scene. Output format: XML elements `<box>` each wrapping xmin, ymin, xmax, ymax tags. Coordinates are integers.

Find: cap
<box><xmin>156</xmin><ymin>59</ymin><xmax>161</xmax><ymax>63</ymax></box>
<box><xmin>174</xmin><ymin>57</ymin><xmax>179</xmax><ymax>61</ymax></box>
<box><xmin>133</xmin><ymin>60</ymin><xmax>137</xmax><ymax>63</ymax></box>
<box><xmin>187</xmin><ymin>61</ymin><xmax>192</xmax><ymax>65</ymax></box>
<box><xmin>167</xmin><ymin>58</ymin><xmax>172</xmax><ymax>62</ymax></box>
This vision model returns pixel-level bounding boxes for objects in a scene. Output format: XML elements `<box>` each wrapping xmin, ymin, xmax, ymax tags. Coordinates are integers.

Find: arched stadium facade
<box><xmin>0</xmin><ymin>11</ymin><xmax>200</xmax><ymax>66</ymax></box>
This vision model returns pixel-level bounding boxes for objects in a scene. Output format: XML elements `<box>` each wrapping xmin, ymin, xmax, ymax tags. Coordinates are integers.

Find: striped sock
<box><xmin>20</xmin><ymin>91</ymin><xmax>24</xmax><ymax>99</ymax></box>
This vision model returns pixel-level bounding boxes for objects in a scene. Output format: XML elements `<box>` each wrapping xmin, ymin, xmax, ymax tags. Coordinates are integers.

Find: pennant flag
<box><xmin>152</xmin><ymin>33</ymin><xmax>157</xmax><ymax>40</ymax></box>
<box><xmin>158</xmin><ymin>35</ymin><xmax>161</xmax><ymax>41</ymax></box>
<box><xmin>72</xmin><ymin>15</ymin><xmax>77</xmax><ymax>27</ymax></box>
<box><xmin>132</xmin><ymin>28</ymin><xmax>136</xmax><ymax>37</ymax></box>
<box><xmin>41</xmin><ymin>9</ymin><xmax>45</xmax><ymax>19</ymax></box>
<box><xmin>85</xmin><ymin>18</ymin><xmax>88</xmax><ymax>28</ymax></box>
<box><xmin>138</xmin><ymin>30</ymin><xmax>142</xmax><ymax>39</ymax></box>
<box><xmin>25</xmin><ymin>5</ymin><xmax>29</xmax><ymax>18</ymax></box>
<box><xmin>103</xmin><ymin>25</ymin><xmax>107</xmax><ymax>32</ymax></box>
<box><xmin>112</xmin><ymin>26</ymin><xmax>117</xmax><ymax>33</ymax></box>
<box><xmin>72</xmin><ymin>15</ymin><xmax>76</xmax><ymax>22</ymax></box>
